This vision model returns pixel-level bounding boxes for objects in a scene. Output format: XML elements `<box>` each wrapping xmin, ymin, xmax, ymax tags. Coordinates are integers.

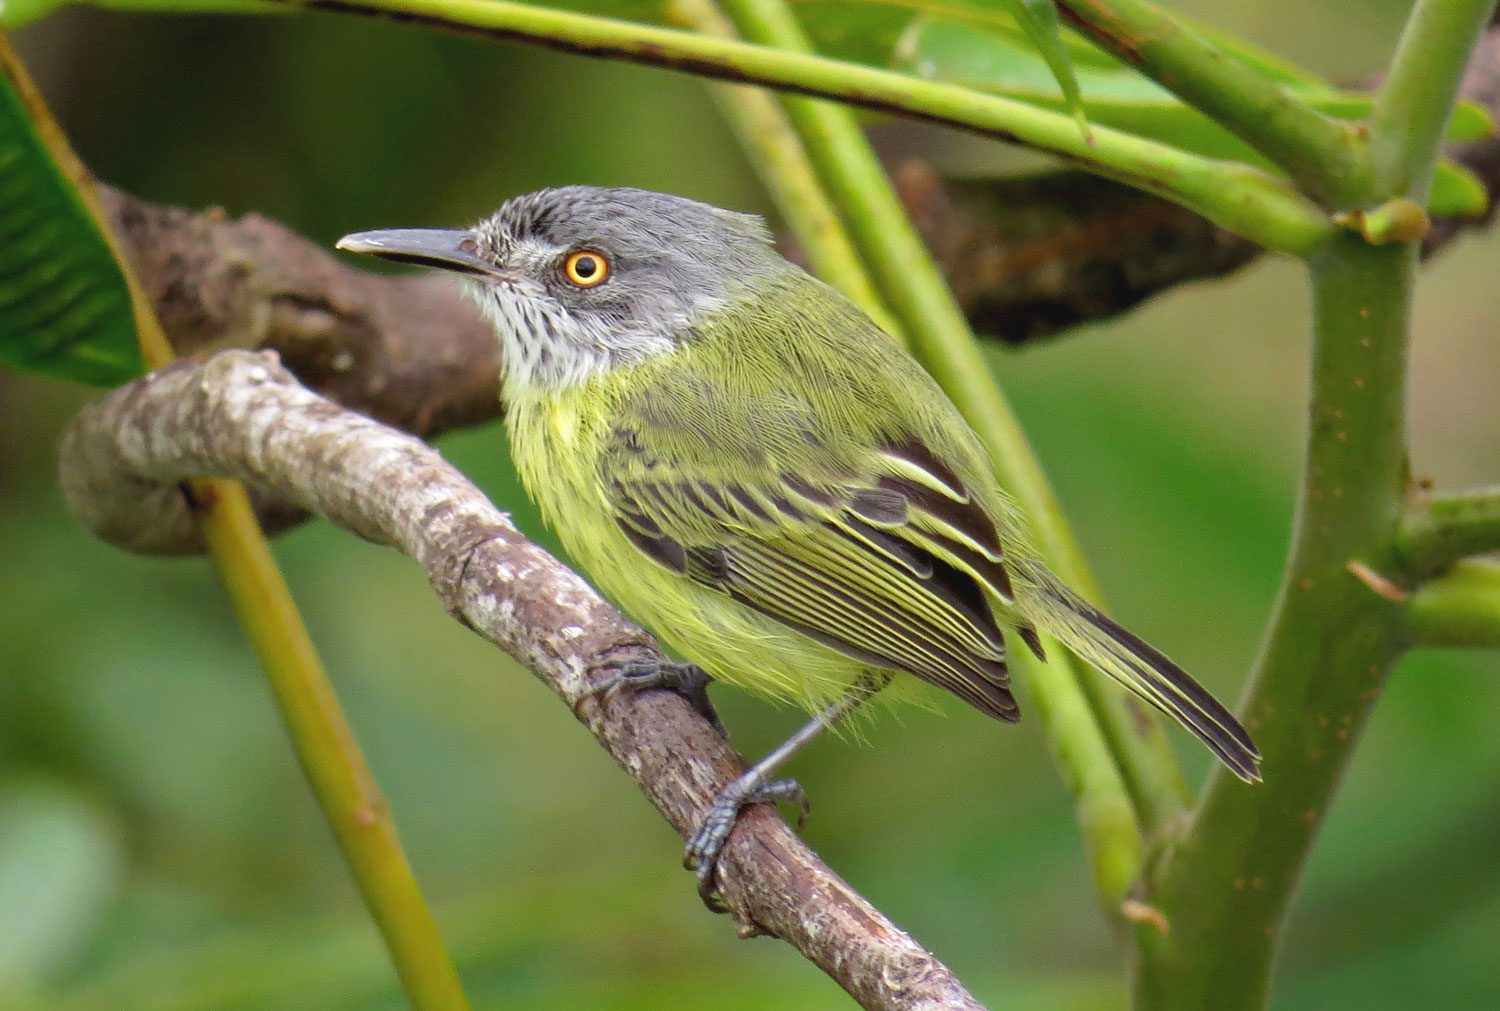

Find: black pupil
<box><xmin>574</xmin><ymin>255</ymin><xmax>598</xmax><ymax>279</ymax></box>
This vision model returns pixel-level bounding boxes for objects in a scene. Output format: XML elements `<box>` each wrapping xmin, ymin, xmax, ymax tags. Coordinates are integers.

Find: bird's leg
<box><xmin>584</xmin><ymin>658</ymin><xmax>725</xmax><ymax>736</ymax></box>
<box><xmin>686</xmin><ymin>671</ymin><xmax>892</xmax><ymax>911</ymax></box>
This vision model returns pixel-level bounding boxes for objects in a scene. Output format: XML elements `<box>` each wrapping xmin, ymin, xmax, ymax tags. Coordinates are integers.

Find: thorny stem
<box><xmin>1135</xmin><ymin>236</ymin><xmax>1413</xmax><ymax>1010</ymax></box>
<box><xmin>1135</xmin><ymin>1</ymin><xmax>1495</xmax><ymax>1001</ymax></box>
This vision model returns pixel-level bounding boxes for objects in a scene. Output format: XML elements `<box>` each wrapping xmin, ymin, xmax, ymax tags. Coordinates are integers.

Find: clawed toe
<box><xmin>583</xmin><ymin>659</ymin><xmax>726</xmax><ymax>736</ymax></box>
<box><xmin>685</xmin><ymin>777</ymin><xmax>809</xmax><ymax>911</ymax></box>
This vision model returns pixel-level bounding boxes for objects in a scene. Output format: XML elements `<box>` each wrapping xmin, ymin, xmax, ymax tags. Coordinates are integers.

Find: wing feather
<box><xmin>603</xmin><ymin>427</ymin><xmax>1023</xmax><ymax>722</ymax></box>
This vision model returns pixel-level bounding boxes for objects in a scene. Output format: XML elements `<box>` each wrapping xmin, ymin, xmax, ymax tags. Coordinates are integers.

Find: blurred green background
<box><xmin>2</xmin><ymin>2</ymin><xmax>1498</xmax><ymax>1008</ymax></box>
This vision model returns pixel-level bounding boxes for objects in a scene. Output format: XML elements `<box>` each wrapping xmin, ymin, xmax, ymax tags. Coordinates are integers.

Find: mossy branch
<box><xmin>60</xmin><ymin>350</ymin><xmax>985</xmax><ymax>1011</ymax></box>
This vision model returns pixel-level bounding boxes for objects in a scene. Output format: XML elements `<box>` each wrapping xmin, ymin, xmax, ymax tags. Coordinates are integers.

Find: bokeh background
<box><xmin>3</xmin><ymin>2</ymin><xmax>1498</xmax><ymax>1008</ymax></box>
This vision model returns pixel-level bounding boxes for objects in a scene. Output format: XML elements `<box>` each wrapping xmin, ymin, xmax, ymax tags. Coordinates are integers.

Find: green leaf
<box><xmin>1443</xmin><ymin>99</ymin><xmax>1495</xmax><ymax>143</ymax></box>
<box><xmin>0</xmin><ymin>40</ymin><xmax>142</xmax><ymax>385</ymax></box>
<box><xmin>1003</xmin><ymin>0</ymin><xmax>1087</xmax><ymax>140</ymax></box>
<box><xmin>1429</xmin><ymin>161</ymin><xmax>1490</xmax><ymax>218</ymax></box>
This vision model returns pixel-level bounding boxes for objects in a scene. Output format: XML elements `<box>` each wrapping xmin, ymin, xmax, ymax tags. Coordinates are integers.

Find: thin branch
<box><xmin>1370</xmin><ymin>0</ymin><xmax>1500</xmax><ymax>202</ymax></box>
<box><xmin>284</xmin><ymin>0</ymin><xmax>1332</xmax><ymax>256</ymax></box>
<box><xmin>1407</xmin><ymin>558</ymin><xmax>1500</xmax><ymax>648</ymax></box>
<box><xmin>58</xmin><ymin>349</ymin><xmax>984</xmax><ymax>1011</ymax></box>
<box><xmin>1398</xmin><ymin>486</ymin><xmax>1500</xmax><ymax>579</ymax></box>
<box><xmin>1056</xmin><ymin>0</ymin><xmax>1369</xmax><ymax>205</ymax></box>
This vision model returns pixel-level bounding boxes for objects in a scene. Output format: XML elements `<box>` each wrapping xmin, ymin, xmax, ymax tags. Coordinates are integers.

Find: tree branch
<box><xmin>95</xmin><ymin>9</ymin><xmax>1500</xmax><ymax>398</ymax></box>
<box><xmin>1370</xmin><ymin>0</ymin><xmax>1500</xmax><ymax>203</ymax></box>
<box><xmin>1398</xmin><ymin>486</ymin><xmax>1500</xmax><ymax>579</ymax></box>
<box><xmin>1056</xmin><ymin>0</ymin><xmax>1369</xmax><ymax>204</ymax></box>
<box><xmin>1134</xmin><ymin>235</ymin><xmax>1416</xmax><ymax>1009</ymax></box>
<box><xmin>57</xmin><ymin>349</ymin><xmax>983</xmax><ymax>1011</ymax></box>
<box><xmin>285</xmin><ymin>0</ymin><xmax>1332</xmax><ymax>255</ymax></box>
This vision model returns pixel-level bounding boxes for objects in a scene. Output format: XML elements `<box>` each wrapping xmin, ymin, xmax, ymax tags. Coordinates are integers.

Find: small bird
<box><xmin>338</xmin><ymin>187</ymin><xmax>1259</xmax><ymax>905</ymax></box>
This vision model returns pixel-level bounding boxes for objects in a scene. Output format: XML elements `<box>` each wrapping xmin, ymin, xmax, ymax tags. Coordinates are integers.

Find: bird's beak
<box><xmin>335</xmin><ymin>227</ymin><xmax>500</xmax><ymax>277</ymax></box>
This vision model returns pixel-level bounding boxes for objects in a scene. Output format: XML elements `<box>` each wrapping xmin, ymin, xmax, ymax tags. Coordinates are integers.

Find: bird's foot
<box><xmin>685</xmin><ymin>775</ymin><xmax>809</xmax><ymax>912</ymax></box>
<box><xmin>583</xmin><ymin>658</ymin><xmax>726</xmax><ymax>736</ymax></box>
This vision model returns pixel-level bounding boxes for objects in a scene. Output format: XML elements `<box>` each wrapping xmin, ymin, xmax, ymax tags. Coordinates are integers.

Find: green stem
<box><xmin>1397</xmin><ymin>486</ymin><xmax>1500</xmax><ymax>578</ymax></box>
<box><xmin>198</xmin><ymin>488</ymin><xmax>471</xmax><ymax>1011</ymax></box>
<box><xmin>3</xmin><ymin>31</ymin><xmax>469</xmax><ymax>1007</ymax></box>
<box><xmin>662</xmin><ymin>0</ymin><xmax>899</xmax><ymax>336</ymax></box>
<box><xmin>294</xmin><ymin>0</ymin><xmax>1332</xmax><ymax>255</ymax></box>
<box><xmin>1135</xmin><ymin>237</ymin><xmax>1412</xmax><ymax>1009</ymax></box>
<box><xmin>1135</xmin><ymin>4</ymin><xmax>1493</xmax><ymax>1001</ymax></box>
<box><xmin>1370</xmin><ymin>0</ymin><xmax>1500</xmax><ymax>202</ymax></box>
<box><xmin>1408</xmin><ymin>558</ymin><xmax>1500</xmax><ymax>648</ymax></box>
<box><xmin>715</xmin><ymin>0</ymin><xmax>1195</xmax><ymax>896</ymax></box>
<box><xmin>1056</xmin><ymin>0</ymin><xmax>1369</xmax><ymax>205</ymax></box>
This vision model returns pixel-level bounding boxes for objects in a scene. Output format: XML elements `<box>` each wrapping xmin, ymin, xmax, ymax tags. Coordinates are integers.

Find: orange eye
<box><xmin>563</xmin><ymin>249</ymin><xmax>610</xmax><ymax>287</ymax></box>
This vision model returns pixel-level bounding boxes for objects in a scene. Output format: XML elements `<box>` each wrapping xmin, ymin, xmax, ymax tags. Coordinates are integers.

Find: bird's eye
<box><xmin>563</xmin><ymin>249</ymin><xmax>610</xmax><ymax>288</ymax></box>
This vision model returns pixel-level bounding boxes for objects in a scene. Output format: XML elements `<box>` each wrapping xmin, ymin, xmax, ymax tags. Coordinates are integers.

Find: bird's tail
<box><xmin>1024</xmin><ymin>569</ymin><xmax>1262</xmax><ymax>782</ymax></box>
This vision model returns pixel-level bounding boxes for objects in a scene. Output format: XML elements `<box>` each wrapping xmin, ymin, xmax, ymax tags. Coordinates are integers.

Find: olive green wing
<box><xmin>600</xmin><ymin>423</ymin><xmax>1029</xmax><ymax>722</ymax></box>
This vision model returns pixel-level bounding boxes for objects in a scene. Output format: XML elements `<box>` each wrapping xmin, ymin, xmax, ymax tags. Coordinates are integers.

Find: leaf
<box><xmin>1429</xmin><ymin>161</ymin><xmax>1490</xmax><ymax>219</ymax></box>
<box><xmin>0</xmin><ymin>39</ymin><xmax>143</xmax><ymax>385</ymax></box>
<box><xmin>1003</xmin><ymin>0</ymin><xmax>1087</xmax><ymax>140</ymax></box>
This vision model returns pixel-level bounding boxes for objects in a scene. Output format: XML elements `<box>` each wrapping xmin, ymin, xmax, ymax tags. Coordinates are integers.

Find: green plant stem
<box><xmin>1370</xmin><ymin>0</ymin><xmax>1500</xmax><ymax>202</ymax></box>
<box><xmin>1134</xmin><ymin>236</ymin><xmax>1413</xmax><ymax>1009</ymax></box>
<box><xmin>4</xmin><ymin>30</ymin><xmax>470</xmax><ymax>1006</ymax></box>
<box><xmin>1056</xmin><ymin>0</ymin><xmax>1369</xmax><ymax>205</ymax></box>
<box><xmin>1408</xmin><ymin>558</ymin><xmax>1500</xmax><ymax>647</ymax></box>
<box><xmin>197</xmin><ymin>488</ymin><xmax>471</xmax><ymax>1011</ymax></box>
<box><xmin>1134</xmin><ymin>3</ymin><xmax>1492</xmax><ymax>1000</ymax></box>
<box><xmin>1398</xmin><ymin>486</ymin><xmax>1500</xmax><ymax>578</ymax></box>
<box><xmin>713</xmin><ymin>0</ymin><xmax>1195</xmax><ymax>895</ymax></box>
<box><xmin>295</xmin><ymin>0</ymin><xmax>1332</xmax><ymax>255</ymax></box>
<box><xmin>662</xmin><ymin>0</ymin><xmax>898</xmax><ymax>336</ymax></box>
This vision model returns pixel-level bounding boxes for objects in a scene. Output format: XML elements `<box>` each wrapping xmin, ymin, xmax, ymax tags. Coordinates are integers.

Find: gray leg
<box><xmin>585</xmin><ymin>658</ymin><xmax>725</xmax><ymax>736</ymax></box>
<box><xmin>685</xmin><ymin>672</ymin><xmax>891</xmax><ymax>911</ymax></box>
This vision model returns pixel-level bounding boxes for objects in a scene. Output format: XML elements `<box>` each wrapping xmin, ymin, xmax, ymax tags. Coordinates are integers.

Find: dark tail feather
<box><xmin>1078</xmin><ymin>605</ymin><xmax>1261</xmax><ymax>781</ymax></box>
<box><xmin>1032</xmin><ymin>576</ymin><xmax>1262</xmax><ymax>782</ymax></box>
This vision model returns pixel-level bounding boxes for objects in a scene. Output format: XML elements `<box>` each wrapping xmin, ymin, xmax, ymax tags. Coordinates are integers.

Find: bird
<box><xmin>337</xmin><ymin>186</ymin><xmax>1260</xmax><ymax>906</ymax></box>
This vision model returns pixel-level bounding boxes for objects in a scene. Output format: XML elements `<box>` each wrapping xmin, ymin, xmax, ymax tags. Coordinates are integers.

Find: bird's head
<box><xmin>337</xmin><ymin>186</ymin><xmax>785</xmax><ymax>393</ymax></box>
